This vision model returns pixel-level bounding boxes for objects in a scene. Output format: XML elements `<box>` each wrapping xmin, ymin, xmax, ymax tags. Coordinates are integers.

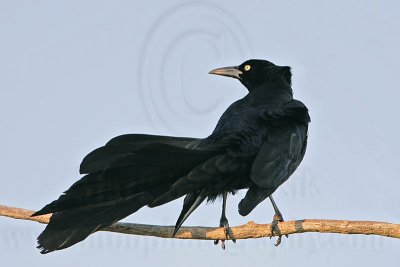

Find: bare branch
<box><xmin>1</xmin><ymin>204</ymin><xmax>399</xmax><ymax>241</ymax></box>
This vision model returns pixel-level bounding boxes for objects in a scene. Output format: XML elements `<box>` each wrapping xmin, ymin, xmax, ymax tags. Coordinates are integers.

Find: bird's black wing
<box><xmin>238</xmin><ymin>100</ymin><xmax>310</xmax><ymax>216</ymax></box>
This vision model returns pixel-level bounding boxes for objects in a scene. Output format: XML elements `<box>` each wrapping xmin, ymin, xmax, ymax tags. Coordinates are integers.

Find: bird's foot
<box><xmin>270</xmin><ymin>212</ymin><xmax>288</xmax><ymax>247</ymax></box>
<box><xmin>214</xmin><ymin>217</ymin><xmax>236</xmax><ymax>250</ymax></box>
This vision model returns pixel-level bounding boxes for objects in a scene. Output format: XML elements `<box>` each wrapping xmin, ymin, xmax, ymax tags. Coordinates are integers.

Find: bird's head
<box><xmin>209</xmin><ymin>59</ymin><xmax>292</xmax><ymax>92</ymax></box>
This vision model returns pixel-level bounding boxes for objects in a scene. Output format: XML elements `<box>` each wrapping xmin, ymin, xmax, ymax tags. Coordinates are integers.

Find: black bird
<box><xmin>32</xmin><ymin>59</ymin><xmax>310</xmax><ymax>253</ymax></box>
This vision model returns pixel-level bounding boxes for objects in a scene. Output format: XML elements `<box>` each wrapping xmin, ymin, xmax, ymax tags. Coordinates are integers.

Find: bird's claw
<box><xmin>214</xmin><ymin>218</ymin><xmax>236</xmax><ymax>250</ymax></box>
<box><xmin>270</xmin><ymin>212</ymin><xmax>288</xmax><ymax>247</ymax></box>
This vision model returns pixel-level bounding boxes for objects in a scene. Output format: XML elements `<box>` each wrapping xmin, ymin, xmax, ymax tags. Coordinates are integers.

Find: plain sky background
<box><xmin>1</xmin><ymin>0</ymin><xmax>400</xmax><ymax>266</ymax></box>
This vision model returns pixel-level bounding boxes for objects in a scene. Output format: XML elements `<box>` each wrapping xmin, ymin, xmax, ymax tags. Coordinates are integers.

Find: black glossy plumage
<box><xmin>33</xmin><ymin>59</ymin><xmax>310</xmax><ymax>253</ymax></box>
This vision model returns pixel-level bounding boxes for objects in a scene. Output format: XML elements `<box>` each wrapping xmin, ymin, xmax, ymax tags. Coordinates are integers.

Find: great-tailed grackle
<box><xmin>32</xmin><ymin>59</ymin><xmax>310</xmax><ymax>253</ymax></box>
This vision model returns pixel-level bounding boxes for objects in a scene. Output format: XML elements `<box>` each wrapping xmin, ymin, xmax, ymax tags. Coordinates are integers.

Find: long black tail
<box><xmin>33</xmin><ymin>134</ymin><xmax>215</xmax><ymax>254</ymax></box>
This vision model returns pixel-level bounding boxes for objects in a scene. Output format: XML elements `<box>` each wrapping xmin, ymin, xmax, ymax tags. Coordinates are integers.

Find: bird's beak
<box><xmin>208</xmin><ymin>66</ymin><xmax>242</xmax><ymax>79</ymax></box>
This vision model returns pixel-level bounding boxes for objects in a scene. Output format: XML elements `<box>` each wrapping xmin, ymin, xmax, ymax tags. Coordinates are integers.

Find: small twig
<box><xmin>1</xmin><ymin>204</ymin><xmax>400</xmax><ymax>241</ymax></box>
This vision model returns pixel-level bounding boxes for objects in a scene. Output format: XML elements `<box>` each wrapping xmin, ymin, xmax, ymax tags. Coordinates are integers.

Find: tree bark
<box><xmin>1</xmin><ymin>204</ymin><xmax>399</xmax><ymax>241</ymax></box>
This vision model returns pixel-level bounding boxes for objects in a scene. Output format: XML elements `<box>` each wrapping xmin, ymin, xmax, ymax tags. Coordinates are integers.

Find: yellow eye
<box><xmin>244</xmin><ymin>64</ymin><xmax>251</xmax><ymax>71</ymax></box>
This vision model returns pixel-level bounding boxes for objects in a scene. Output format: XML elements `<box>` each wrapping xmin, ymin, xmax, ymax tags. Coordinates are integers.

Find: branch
<box><xmin>1</xmin><ymin>204</ymin><xmax>400</xmax><ymax>241</ymax></box>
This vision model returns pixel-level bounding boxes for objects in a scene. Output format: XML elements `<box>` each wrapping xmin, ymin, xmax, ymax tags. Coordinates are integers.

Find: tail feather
<box><xmin>105</xmin><ymin>134</ymin><xmax>197</xmax><ymax>146</ymax></box>
<box><xmin>37</xmin><ymin>189</ymin><xmax>163</xmax><ymax>254</ymax></box>
<box><xmin>33</xmin><ymin>165</ymin><xmax>173</xmax><ymax>216</ymax></box>
<box><xmin>34</xmin><ymin>145</ymin><xmax>214</xmax><ymax>216</ymax></box>
<box><xmin>80</xmin><ymin>134</ymin><xmax>200</xmax><ymax>174</ymax></box>
<box><xmin>173</xmin><ymin>192</ymin><xmax>206</xmax><ymax>236</ymax></box>
<box><xmin>34</xmin><ymin>139</ymin><xmax>217</xmax><ymax>253</ymax></box>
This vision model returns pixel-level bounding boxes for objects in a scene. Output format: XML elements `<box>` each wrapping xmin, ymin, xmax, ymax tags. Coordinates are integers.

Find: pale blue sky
<box><xmin>1</xmin><ymin>1</ymin><xmax>399</xmax><ymax>266</ymax></box>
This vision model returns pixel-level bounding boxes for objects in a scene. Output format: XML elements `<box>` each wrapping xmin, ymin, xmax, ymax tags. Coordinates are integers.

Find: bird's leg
<box><xmin>214</xmin><ymin>192</ymin><xmax>236</xmax><ymax>249</ymax></box>
<box><xmin>269</xmin><ymin>195</ymin><xmax>288</xmax><ymax>246</ymax></box>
